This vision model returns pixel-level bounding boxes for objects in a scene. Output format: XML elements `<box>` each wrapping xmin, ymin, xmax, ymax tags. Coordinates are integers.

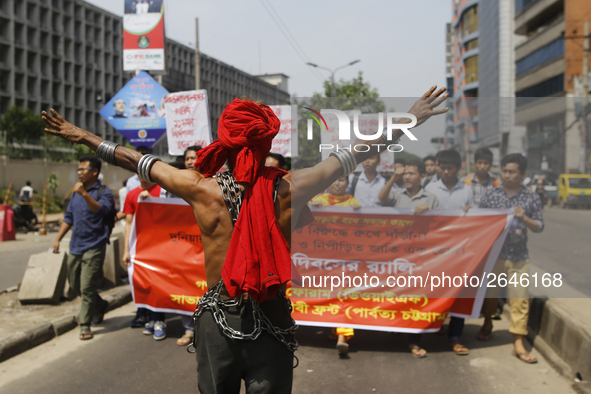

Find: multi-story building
<box><xmin>0</xmin><ymin>0</ymin><xmax>290</xmax><ymax>158</ymax></box>
<box><xmin>0</xmin><ymin>0</ymin><xmax>126</xmax><ymax>145</ymax></box>
<box><xmin>445</xmin><ymin>23</ymin><xmax>455</xmax><ymax>149</ymax></box>
<box><xmin>451</xmin><ymin>0</ymin><xmax>480</xmax><ymax>171</ymax></box>
<box><xmin>514</xmin><ymin>0</ymin><xmax>591</xmax><ymax>174</ymax></box>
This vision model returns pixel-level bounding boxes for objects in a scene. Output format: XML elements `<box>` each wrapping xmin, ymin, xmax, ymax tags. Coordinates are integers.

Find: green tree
<box><xmin>296</xmin><ymin>72</ymin><xmax>386</xmax><ymax>165</ymax></box>
<box><xmin>0</xmin><ymin>105</ymin><xmax>46</xmax><ymax>155</ymax></box>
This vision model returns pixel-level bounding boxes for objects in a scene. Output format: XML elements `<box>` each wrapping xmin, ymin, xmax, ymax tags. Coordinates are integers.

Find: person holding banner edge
<box><xmin>41</xmin><ymin>86</ymin><xmax>448</xmax><ymax>394</ymax></box>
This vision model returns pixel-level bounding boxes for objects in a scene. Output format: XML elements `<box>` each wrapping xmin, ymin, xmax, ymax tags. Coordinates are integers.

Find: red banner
<box><xmin>130</xmin><ymin>200</ymin><xmax>512</xmax><ymax>332</ymax></box>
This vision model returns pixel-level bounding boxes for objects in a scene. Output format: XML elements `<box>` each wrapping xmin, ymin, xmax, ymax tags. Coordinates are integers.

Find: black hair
<box><xmin>394</xmin><ymin>157</ymin><xmax>404</xmax><ymax>166</ymax></box>
<box><xmin>474</xmin><ymin>148</ymin><xmax>493</xmax><ymax>164</ymax></box>
<box><xmin>423</xmin><ymin>155</ymin><xmax>436</xmax><ymax>163</ymax></box>
<box><xmin>78</xmin><ymin>154</ymin><xmax>102</xmax><ymax>174</ymax></box>
<box><xmin>26</xmin><ymin>181</ymin><xmax>31</xmax><ymax>186</ymax></box>
<box><xmin>184</xmin><ymin>145</ymin><xmax>202</xmax><ymax>160</ymax></box>
<box><xmin>267</xmin><ymin>153</ymin><xmax>286</xmax><ymax>169</ymax></box>
<box><xmin>436</xmin><ymin>150</ymin><xmax>461</xmax><ymax>168</ymax></box>
<box><xmin>501</xmin><ymin>153</ymin><xmax>527</xmax><ymax>174</ymax></box>
<box><xmin>406</xmin><ymin>159</ymin><xmax>426</xmax><ymax>175</ymax></box>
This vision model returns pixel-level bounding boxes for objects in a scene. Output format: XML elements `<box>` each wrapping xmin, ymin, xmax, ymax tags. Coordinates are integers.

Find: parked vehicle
<box><xmin>11</xmin><ymin>194</ymin><xmax>38</xmax><ymax>232</ymax></box>
<box><xmin>557</xmin><ymin>174</ymin><xmax>591</xmax><ymax>209</ymax></box>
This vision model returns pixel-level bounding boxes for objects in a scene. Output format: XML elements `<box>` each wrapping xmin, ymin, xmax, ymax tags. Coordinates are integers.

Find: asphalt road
<box><xmin>0</xmin><ymin>302</ymin><xmax>575</xmax><ymax>393</ymax></box>
<box><xmin>0</xmin><ymin>232</ymin><xmax>55</xmax><ymax>292</ymax></box>
<box><xmin>528</xmin><ymin>206</ymin><xmax>591</xmax><ymax>297</ymax></box>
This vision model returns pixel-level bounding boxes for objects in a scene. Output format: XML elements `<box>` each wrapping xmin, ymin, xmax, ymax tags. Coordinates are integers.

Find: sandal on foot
<box><xmin>476</xmin><ymin>325</ymin><xmax>493</xmax><ymax>341</ymax></box>
<box><xmin>451</xmin><ymin>341</ymin><xmax>469</xmax><ymax>355</ymax></box>
<box><xmin>512</xmin><ymin>350</ymin><xmax>537</xmax><ymax>364</ymax></box>
<box><xmin>176</xmin><ymin>333</ymin><xmax>194</xmax><ymax>346</ymax></box>
<box><xmin>336</xmin><ymin>342</ymin><xmax>349</xmax><ymax>355</ymax></box>
<box><xmin>92</xmin><ymin>302</ymin><xmax>109</xmax><ymax>325</ymax></box>
<box><xmin>79</xmin><ymin>328</ymin><xmax>93</xmax><ymax>340</ymax></box>
<box><xmin>409</xmin><ymin>345</ymin><xmax>427</xmax><ymax>358</ymax></box>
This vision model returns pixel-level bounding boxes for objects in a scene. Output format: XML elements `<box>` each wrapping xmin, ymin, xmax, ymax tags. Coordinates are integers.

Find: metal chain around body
<box><xmin>188</xmin><ymin>171</ymin><xmax>299</xmax><ymax>355</ymax></box>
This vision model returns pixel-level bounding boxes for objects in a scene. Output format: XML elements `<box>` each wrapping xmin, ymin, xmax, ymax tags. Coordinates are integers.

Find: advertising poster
<box><xmin>99</xmin><ymin>70</ymin><xmax>169</xmax><ymax>148</ymax></box>
<box><xmin>123</xmin><ymin>0</ymin><xmax>167</xmax><ymax>72</ymax></box>
<box><xmin>269</xmin><ymin>105</ymin><xmax>297</xmax><ymax>157</ymax></box>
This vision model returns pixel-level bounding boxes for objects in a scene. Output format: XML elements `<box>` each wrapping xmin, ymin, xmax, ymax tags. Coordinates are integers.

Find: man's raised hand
<box><xmin>407</xmin><ymin>86</ymin><xmax>449</xmax><ymax>127</ymax></box>
<box><xmin>42</xmin><ymin>109</ymin><xmax>88</xmax><ymax>145</ymax></box>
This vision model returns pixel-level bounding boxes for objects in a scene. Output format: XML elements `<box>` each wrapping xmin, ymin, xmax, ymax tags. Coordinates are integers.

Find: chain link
<box><xmin>191</xmin><ymin>172</ymin><xmax>298</xmax><ymax>354</ymax></box>
<box><xmin>192</xmin><ymin>280</ymin><xmax>299</xmax><ymax>353</ymax></box>
<box><xmin>215</xmin><ymin>172</ymin><xmax>243</xmax><ymax>224</ymax></box>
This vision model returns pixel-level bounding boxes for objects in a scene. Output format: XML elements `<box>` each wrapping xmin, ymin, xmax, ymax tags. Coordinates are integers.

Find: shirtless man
<box><xmin>42</xmin><ymin>86</ymin><xmax>447</xmax><ymax>393</ymax></box>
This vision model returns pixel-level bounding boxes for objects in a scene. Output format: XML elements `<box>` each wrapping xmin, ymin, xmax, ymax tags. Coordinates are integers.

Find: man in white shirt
<box><xmin>346</xmin><ymin>154</ymin><xmax>385</xmax><ymax>208</ymax></box>
<box><xmin>19</xmin><ymin>181</ymin><xmax>34</xmax><ymax>199</ymax></box>
<box><xmin>424</xmin><ymin>150</ymin><xmax>473</xmax><ymax>356</ymax></box>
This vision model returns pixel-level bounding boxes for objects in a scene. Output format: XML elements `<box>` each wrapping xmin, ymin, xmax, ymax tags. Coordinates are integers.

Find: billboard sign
<box><xmin>123</xmin><ymin>0</ymin><xmax>167</xmax><ymax>72</ymax></box>
<box><xmin>99</xmin><ymin>71</ymin><xmax>169</xmax><ymax>148</ymax></box>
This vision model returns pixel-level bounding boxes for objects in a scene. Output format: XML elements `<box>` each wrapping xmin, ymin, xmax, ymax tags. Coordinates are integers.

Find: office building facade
<box><xmin>514</xmin><ymin>0</ymin><xmax>591</xmax><ymax>173</ymax></box>
<box><xmin>0</xmin><ymin>0</ymin><xmax>290</xmax><ymax>158</ymax></box>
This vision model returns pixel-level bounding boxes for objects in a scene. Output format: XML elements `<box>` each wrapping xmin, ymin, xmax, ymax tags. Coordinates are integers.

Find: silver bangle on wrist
<box><xmin>329</xmin><ymin>150</ymin><xmax>357</xmax><ymax>176</ymax></box>
<box><xmin>96</xmin><ymin>141</ymin><xmax>119</xmax><ymax>165</ymax></box>
<box><xmin>137</xmin><ymin>154</ymin><xmax>162</xmax><ymax>183</ymax></box>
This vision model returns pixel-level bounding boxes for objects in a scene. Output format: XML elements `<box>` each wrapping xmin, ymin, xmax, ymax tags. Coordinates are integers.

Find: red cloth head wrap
<box><xmin>194</xmin><ymin>98</ymin><xmax>280</xmax><ymax>185</ymax></box>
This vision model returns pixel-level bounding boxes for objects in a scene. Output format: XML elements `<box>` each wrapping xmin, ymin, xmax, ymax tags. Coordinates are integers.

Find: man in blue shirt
<box><xmin>425</xmin><ymin>150</ymin><xmax>473</xmax><ymax>356</ymax></box>
<box><xmin>52</xmin><ymin>155</ymin><xmax>114</xmax><ymax>340</ymax></box>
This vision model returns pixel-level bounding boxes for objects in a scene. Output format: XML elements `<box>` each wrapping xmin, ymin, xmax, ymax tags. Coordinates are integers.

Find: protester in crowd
<box><xmin>42</xmin><ymin>86</ymin><xmax>448</xmax><ymax>392</ymax></box>
<box><xmin>309</xmin><ymin>176</ymin><xmax>361</xmax><ymax>209</ymax></box>
<box><xmin>50</xmin><ymin>155</ymin><xmax>114</xmax><ymax>340</ymax></box>
<box><xmin>125</xmin><ymin>146</ymin><xmax>152</xmax><ymax>193</ymax></box>
<box><xmin>309</xmin><ymin>175</ymin><xmax>360</xmax><ymax>355</ymax></box>
<box><xmin>424</xmin><ymin>149</ymin><xmax>473</xmax><ymax>355</ymax></box>
<box><xmin>19</xmin><ymin>181</ymin><xmax>34</xmax><ymax>199</ymax></box>
<box><xmin>346</xmin><ymin>154</ymin><xmax>386</xmax><ymax>207</ymax></box>
<box><xmin>173</xmin><ymin>146</ymin><xmax>202</xmax><ymax>346</ymax></box>
<box><xmin>122</xmin><ymin>175</ymin><xmax>167</xmax><ymax>341</ymax></box>
<box><xmin>392</xmin><ymin>158</ymin><xmax>406</xmax><ymax>188</ymax></box>
<box><xmin>184</xmin><ymin>145</ymin><xmax>202</xmax><ymax>171</ymax></box>
<box><xmin>378</xmin><ymin>159</ymin><xmax>440</xmax><ymax>357</ymax></box>
<box><xmin>421</xmin><ymin>155</ymin><xmax>438</xmax><ymax>187</ymax></box>
<box><xmin>462</xmin><ymin>148</ymin><xmax>499</xmax><ymax>206</ymax></box>
<box><xmin>265</xmin><ymin>152</ymin><xmax>286</xmax><ymax>169</ymax></box>
<box><xmin>478</xmin><ymin>153</ymin><xmax>543</xmax><ymax>364</ymax></box>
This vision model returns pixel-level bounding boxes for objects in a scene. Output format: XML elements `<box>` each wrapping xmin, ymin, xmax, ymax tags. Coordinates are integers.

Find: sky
<box><xmin>85</xmin><ymin>0</ymin><xmax>452</xmax><ymax>155</ymax></box>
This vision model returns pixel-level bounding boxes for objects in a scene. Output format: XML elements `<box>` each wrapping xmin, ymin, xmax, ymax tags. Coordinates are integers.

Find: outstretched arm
<box><xmin>291</xmin><ymin>86</ymin><xmax>448</xmax><ymax>208</ymax></box>
<box><xmin>42</xmin><ymin>109</ymin><xmax>202</xmax><ymax>203</ymax></box>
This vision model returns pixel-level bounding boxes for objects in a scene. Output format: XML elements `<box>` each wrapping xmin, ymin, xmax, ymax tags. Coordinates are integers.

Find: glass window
<box><xmin>515</xmin><ymin>0</ymin><xmax>538</xmax><ymax>14</ymax></box>
<box><xmin>465</xmin><ymin>38</ymin><xmax>478</xmax><ymax>51</ymax></box>
<box><xmin>516</xmin><ymin>74</ymin><xmax>564</xmax><ymax>106</ymax></box>
<box><xmin>462</xmin><ymin>6</ymin><xmax>478</xmax><ymax>38</ymax></box>
<box><xmin>465</xmin><ymin>55</ymin><xmax>478</xmax><ymax>83</ymax></box>
<box><xmin>568</xmin><ymin>178</ymin><xmax>591</xmax><ymax>189</ymax></box>
<box><xmin>516</xmin><ymin>38</ymin><xmax>564</xmax><ymax>75</ymax></box>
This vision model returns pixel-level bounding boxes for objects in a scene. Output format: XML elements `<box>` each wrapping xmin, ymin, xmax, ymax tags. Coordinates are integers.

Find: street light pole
<box><xmin>306</xmin><ymin>60</ymin><xmax>361</xmax><ymax>98</ymax></box>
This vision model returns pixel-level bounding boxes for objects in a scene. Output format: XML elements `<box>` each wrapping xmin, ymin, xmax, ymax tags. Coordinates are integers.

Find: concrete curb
<box><xmin>0</xmin><ymin>287</ymin><xmax>132</xmax><ymax>363</ymax></box>
<box><xmin>527</xmin><ymin>298</ymin><xmax>591</xmax><ymax>394</ymax></box>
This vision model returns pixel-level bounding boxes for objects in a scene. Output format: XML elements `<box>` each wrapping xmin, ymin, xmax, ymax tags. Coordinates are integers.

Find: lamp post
<box><xmin>306</xmin><ymin>60</ymin><xmax>361</xmax><ymax>98</ymax></box>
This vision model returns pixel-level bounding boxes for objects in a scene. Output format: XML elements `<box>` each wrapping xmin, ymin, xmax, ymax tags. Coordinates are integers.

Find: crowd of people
<box><xmin>307</xmin><ymin>148</ymin><xmax>543</xmax><ymax>363</ymax></box>
<box><xmin>41</xmin><ymin>90</ymin><xmax>544</xmax><ymax>394</ymax></box>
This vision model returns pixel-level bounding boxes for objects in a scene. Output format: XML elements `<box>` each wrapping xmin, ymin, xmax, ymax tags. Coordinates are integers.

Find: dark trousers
<box><xmin>448</xmin><ymin>317</ymin><xmax>465</xmax><ymax>342</ymax></box>
<box><xmin>195</xmin><ymin>298</ymin><xmax>295</xmax><ymax>394</ymax></box>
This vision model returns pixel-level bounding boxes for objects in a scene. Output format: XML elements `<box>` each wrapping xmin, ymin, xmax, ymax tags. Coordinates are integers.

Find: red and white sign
<box><xmin>123</xmin><ymin>0</ymin><xmax>167</xmax><ymax>72</ymax></box>
<box><xmin>129</xmin><ymin>199</ymin><xmax>512</xmax><ymax>332</ymax></box>
<box><xmin>269</xmin><ymin>105</ymin><xmax>297</xmax><ymax>157</ymax></box>
<box><xmin>164</xmin><ymin>90</ymin><xmax>211</xmax><ymax>156</ymax></box>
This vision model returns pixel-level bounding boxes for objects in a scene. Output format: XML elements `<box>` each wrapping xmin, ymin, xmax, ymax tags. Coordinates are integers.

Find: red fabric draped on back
<box><xmin>193</xmin><ymin>98</ymin><xmax>309</xmax><ymax>302</ymax></box>
<box><xmin>195</xmin><ymin>98</ymin><xmax>280</xmax><ymax>185</ymax></box>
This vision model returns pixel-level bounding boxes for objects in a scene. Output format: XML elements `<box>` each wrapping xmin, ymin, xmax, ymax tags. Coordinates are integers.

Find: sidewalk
<box><xmin>0</xmin><ymin>285</ymin><xmax>131</xmax><ymax>362</ymax></box>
